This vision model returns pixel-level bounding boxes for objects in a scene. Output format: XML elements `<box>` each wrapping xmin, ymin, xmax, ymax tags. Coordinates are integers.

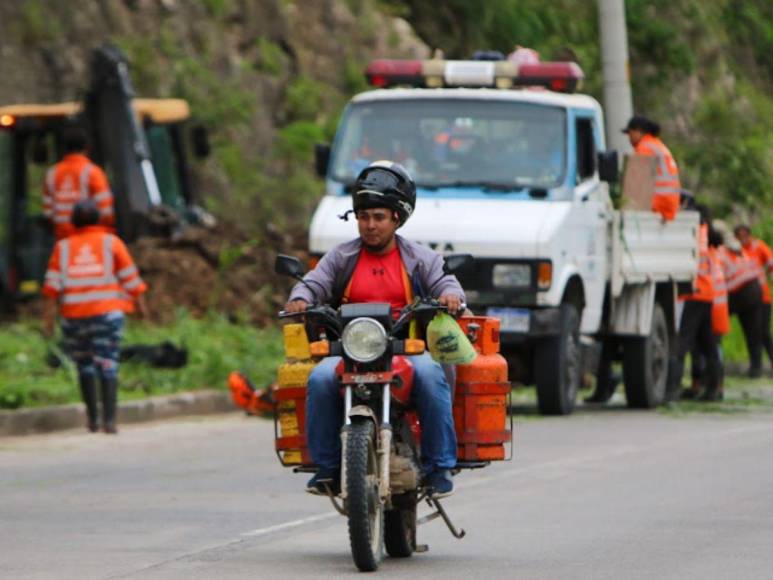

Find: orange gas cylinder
<box><xmin>453</xmin><ymin>316</ymin><xmax>511</xmax><ymax>461</ymax></box>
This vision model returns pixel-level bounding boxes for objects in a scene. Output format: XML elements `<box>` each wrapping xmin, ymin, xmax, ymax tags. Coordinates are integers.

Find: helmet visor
<box><xmin>356</xmin><ymin>168</ymin><xmax>402</xmax><ymax>196</ymax></box>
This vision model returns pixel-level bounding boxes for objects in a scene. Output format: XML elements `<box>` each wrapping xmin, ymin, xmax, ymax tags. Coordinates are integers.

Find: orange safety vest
<box><xmin>42</xmin><ymin>226</ymin><xmax>147</xmax><ymax>319</ymax></box>
<box><xmin>634</xmin><ymin>134</ymin><xmax>680</xmax><ymax>222</ymax></box>
<box><xmin>719</xmin><ymin>246</ymin><xmax>759</xmax><ymax>294</ymax></box>
<box><xmin>43</xmin><ymin>153</ymin><xmax>115</xmax><ymax>240</ymax></box>
<box><xmin>742</xmin><ymin>238</ymin><xmax>773</xmax><ymax>304</ymax></box>
<box><xmin>709</xmin><ymin>247</ymin><xmax>730</xmax><ymax>336</ymax></box>
<box><xmin>681</xmin><ymin>223</ymin><xmax>713</xmax><ymax>302</ymax></box>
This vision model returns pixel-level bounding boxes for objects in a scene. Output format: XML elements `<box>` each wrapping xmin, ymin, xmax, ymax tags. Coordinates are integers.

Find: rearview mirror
<box><xmin>275</xmin><ymin>254</ymin><xmax>304</xmax><ymax>279</ymax></box>
<box><xmin>315</xmin><ymin>143</ymin><xmax>330</xmax><ymax>178</ymax></box>
<box><xmin>191</xmin><ymin>125</ymin><xmax>211</xmax><ymax>159</ymax></box>
<box><xmin>597</xmin><ymin>150</ymin><xmax>619</xmax><ymax>183</ymax></box>
<box><xmin>443</xmin><ymin>254</ymin><xmax>474</xmax><ymax>275</ymax></box>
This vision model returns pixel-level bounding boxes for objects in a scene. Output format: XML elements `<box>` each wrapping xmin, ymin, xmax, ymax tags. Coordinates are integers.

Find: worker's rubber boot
<box><xmin>101</xmin><ymin>377</ymin><xmax>119</xmax><ymax>434</ymax></box>
<box><xmin>79</xmin><ymin>373</ymin><xmax>99</xmax><ymax>433</ymax></box>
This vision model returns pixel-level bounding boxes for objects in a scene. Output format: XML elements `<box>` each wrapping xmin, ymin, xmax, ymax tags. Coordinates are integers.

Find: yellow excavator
<box><xmin>0</xmin><ymin>45</ymin><xmax>210</xmax><ymax>308</ymax></box>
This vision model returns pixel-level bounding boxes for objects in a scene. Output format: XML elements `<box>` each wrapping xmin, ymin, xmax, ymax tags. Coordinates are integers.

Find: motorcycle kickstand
<box><xmin>323</xmin><ymin>484</ymin><xmax>347</xmax><ymax>516</ymax></box>
<box><xmin>418</xmin><ymin>496</ymin><xmax>466</xmax><ymax>539</ymax></box>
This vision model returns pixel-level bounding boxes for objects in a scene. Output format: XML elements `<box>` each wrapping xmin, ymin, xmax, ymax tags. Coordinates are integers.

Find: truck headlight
<box><xmin>492</xmin><ymin>264</ymin><xmax>531</xmax><ymax>288</ymax></box>
<box><xmin>342</xmin><ymin>317</ymin><xmax>388</xmax><ymax>363</ymax></box>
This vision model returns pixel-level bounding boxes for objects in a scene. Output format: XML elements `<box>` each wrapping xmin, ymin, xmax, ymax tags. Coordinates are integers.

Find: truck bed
<box><xmin>611</xmin><ymin>210</ymin><xmax>699</xmax><ymax>297</ymax></box>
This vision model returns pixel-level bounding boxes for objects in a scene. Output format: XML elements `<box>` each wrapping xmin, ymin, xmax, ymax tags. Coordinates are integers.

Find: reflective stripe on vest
<box><xmin>641</xmin><ymin>141</ymin><xmax>680</xmax><ymax>197</ymax></box>
<box><xmin>59</xmin><ymin>235</ymin><xmax>119</xmax><ymax>290</ymax></box>
<box><xmin>61</xmin><ymin>290</ymin><xmax>126</xmax><ymax>305</ymax></box>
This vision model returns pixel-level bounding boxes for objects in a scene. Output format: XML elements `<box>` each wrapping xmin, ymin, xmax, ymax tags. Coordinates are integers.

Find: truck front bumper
<box><xmin>472</xmin><ymin>305</ymin><xmax>563</xmax><ymax>343</ymax></box>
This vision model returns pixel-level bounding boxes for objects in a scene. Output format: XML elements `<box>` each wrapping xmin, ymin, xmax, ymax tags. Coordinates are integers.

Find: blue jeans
<box><xmin>306</xmin><ymin>352</ymin><xmax>457</xmax><ymax>473</ymax></box>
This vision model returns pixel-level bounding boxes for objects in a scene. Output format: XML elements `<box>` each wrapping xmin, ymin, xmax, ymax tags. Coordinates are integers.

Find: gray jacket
<box><xmin>289</xmin><ymin>235</ymin><xmax>465</xmax><ymax>307</ymax></box>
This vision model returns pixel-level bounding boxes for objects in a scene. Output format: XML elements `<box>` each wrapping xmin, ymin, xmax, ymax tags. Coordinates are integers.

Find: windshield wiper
<box><xmin>419</xmin><ymin>180</ymin><xmax>528</xmax><ymax>193</ymax></box>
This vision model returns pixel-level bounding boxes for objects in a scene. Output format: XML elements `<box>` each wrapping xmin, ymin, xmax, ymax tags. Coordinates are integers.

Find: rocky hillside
<box><xmin>0</xmin><ymin>0</ymin><xmax>427</xmax><ymax>231</ymax></box>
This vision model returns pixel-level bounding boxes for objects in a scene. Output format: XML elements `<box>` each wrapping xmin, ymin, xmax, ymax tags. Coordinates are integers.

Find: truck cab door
<box><xmin>568</xmin><ymin>114</ymin><xmax>608</xmax><ymax>333</ymax></box>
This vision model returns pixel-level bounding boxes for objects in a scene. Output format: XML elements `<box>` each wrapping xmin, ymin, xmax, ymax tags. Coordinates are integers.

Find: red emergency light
<box><xmin>365</xmin><ymin>60</ymin><xmax>424</xmax><ymax>88</ymax></box>
<box><xmin>517</xmin><ymin>62</ymin><xmax>584</xmax><ymax>93</ymax></box>
<box><xmin>363</xmin><ymin>59</ymin><xmax>584</xmax><ymax>93</ymax></box>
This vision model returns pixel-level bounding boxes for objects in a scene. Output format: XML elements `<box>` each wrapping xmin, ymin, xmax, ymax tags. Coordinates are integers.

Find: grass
<box><xmin>0</xmin><ymin>311</ymin><xmax>283</xmax><ymax>410</ymax></box>
<box><xmin>659</xmin><ymin>377</ymin><xmax>773</xmax><ymax>417</ymax></box>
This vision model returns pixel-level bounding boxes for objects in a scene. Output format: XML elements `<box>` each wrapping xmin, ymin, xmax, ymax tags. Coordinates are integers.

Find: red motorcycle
<box><xmin>274</xmin><ymin>255</ymin><xmax>512</xmax><ymax>572</ymax></box>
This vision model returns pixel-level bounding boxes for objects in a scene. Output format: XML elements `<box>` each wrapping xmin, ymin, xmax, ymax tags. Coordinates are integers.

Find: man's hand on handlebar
<box><xmin>438</xmin><ymin>293</ymin><xmax>463</xmax><ymax>316</ymax></box>
<box><xmin>284</xmin><ymin>299</ymin><xmax>309</xmax><ymax>314</ymax></box>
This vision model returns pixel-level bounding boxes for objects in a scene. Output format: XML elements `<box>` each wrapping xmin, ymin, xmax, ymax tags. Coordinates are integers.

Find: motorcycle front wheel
<box><xmin>346</xmin><ymin>419</ymin><xmax>384</xmax><ymax>571</ymax></box>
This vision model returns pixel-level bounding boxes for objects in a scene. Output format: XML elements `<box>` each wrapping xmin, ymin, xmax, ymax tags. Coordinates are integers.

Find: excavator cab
<box><xmin>0</xmin><ymin>45</ymin><xmax>209</xmax><ymax>307</ymax></box>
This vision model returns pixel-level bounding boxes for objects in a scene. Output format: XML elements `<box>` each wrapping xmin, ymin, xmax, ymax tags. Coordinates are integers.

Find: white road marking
<box><xmin>241</xmin><ymin>512</ymin><xmax>338</xmax><ymax>537</ymax></box>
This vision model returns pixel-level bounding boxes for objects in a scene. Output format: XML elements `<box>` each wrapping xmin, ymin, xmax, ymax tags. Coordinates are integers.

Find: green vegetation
<box><xmin>10</xmin><ymin>0</ymin><xmax>63</xmax><ymax>45</ymax></box>
<box><xmin>660</xmin><ymin>377</ymin><xmax>773</xmax><ymax>416</ymax></box>
<box><xmin>0</xmin><ymin>312</ymin><xmax>283</xmax><ymax>410</ymax></box>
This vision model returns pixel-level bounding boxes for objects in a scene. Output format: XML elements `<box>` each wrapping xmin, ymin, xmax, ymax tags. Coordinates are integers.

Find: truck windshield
<box><xmin>330</xmin><ymin>99</ymin><xmax>566</xmax><ymax>191</ymax></box>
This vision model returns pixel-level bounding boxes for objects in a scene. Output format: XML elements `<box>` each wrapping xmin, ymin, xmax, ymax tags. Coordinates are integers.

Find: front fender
<box><xmin>348</xmin><ymin>404</ymin><xmax>378</xmax><ymax>425</ymax></box>
<box><xmin>539</xmin><ymin>263</ymin><xmax>582</xmax><ymax>307</ymax></box>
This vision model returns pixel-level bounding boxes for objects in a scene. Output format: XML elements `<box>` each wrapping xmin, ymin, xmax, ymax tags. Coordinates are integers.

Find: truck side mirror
<box><xmin>597</xmin><ymin>150</ymin><xmax>619</xmax><ymax>183</ymax></box>
<box><xmin>315</xmin><ymin>143</ymin><xmax>331</xmax><ymax>178</ymax></box>
<box><xmin>275</xmin><ymin>254</ymin><xmax>304</xmax><ymax>279</ymax></box>
<box><xmin>443</xmin><ymin>254</ymin><xmax>474</xmax><ymax>275</ymax></box>
<box><xmin>191</xmin><ymin>125</ymin><xmax>211</xmax><ymax>159</ymax></box>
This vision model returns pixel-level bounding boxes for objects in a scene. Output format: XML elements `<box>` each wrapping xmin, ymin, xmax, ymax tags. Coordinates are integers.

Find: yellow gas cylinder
<box><xmin>276</xmin><ymin>323</ymin><xmax>317</xmax><ymax>465</ymax></box>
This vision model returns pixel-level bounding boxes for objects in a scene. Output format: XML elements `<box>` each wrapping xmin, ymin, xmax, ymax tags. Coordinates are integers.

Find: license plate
<box><xmin>486</xmin><ymin>307</ymin><xmax>530</xmax><ymax>333</ymax></box>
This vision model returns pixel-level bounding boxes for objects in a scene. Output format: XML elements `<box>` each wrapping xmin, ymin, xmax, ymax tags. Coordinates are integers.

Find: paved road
<box><xmin>2</xmin><ymin>408</ymin><xmax>773</xmax><ymax>579</ymax></box>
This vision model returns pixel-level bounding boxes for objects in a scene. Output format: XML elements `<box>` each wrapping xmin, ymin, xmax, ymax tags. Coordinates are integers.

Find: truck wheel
<box><xmin>623</xmin><ymin>303</ymin><xmax>669</xmax><ymax>408</ymax></box>
<box><xmin>535</xmin><ymin>304</ymin><xmax>581</xmax><ymax>415</ymax></box>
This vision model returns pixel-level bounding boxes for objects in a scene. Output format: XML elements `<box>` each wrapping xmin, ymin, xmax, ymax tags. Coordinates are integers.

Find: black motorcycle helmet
<box><xmin>353</xmin><ymin>161</ymin><xmax>416</xmax><ymax>227</ymax></box>
<box><xmin>71</xmin><ymin>199</ymin><xmax>100</xmax><ymax>228</ymax></box>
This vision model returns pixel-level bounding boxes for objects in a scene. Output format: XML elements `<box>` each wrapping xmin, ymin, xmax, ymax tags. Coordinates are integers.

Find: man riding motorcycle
<box><xmin>284</xmin><ymin>161</ymin><xmax>465</xmax><ymax>497</ymax></box>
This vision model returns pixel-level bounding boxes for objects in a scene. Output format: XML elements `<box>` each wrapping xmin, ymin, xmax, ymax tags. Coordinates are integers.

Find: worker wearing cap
<box><xmin>42</xmin><ymin>200</ymin><xmax>148</xmax><ymax>433</ymax></box>
<box><xmin>623</xmin><ymin>116</ymin><xmax>681</xmax><ymax>222</ymax></box>
<box><xmin>43</xmin><ymin>126</ymin><xmax>115</xmax><ymax>240</ymax></box>
<box><xmin>735</xmin><ymin>224</ymin><xmax>773</xmax><ymax>371</ymax></box>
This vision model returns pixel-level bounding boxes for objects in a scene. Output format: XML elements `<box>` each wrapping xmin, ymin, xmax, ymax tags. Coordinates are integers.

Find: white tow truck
<box><xmin>309</xmin><ymin>57</ymin><xmax>698</xmax><ymax>415</ymax></box>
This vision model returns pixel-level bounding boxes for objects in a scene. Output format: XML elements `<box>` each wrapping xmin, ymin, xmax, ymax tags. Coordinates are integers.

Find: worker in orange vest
<box><xmin>719</xmin><ymin>232</ymin><xmax>764</xmax><ymax>377</ymax></box>
<box><xmin>42</xmin><ymin>200</ymin><xmax>148</xmax><ymax>433</ymax></box>
<box><xmin>622</xmin><ymin>116</ymin><xmax>681</xmax><ymax>222</ymax></box>
<box><xmin>666</xmin><ymin>206</ymin><xmax>720</xmax><ymax>401</ymax></box>
<box><xmin>685</xmin><ymin>226</ymin><xmax>730</xmax><ymax>400</ymax></box>
<box><xmin>43</xmin><ymin>125</ymin><xmax>115</xmax><ymax>240</ymax></box>
<box><xmin>735</xmin><ymin>224</ymin><xmax>773</xmax><ymax>371</ymax></box>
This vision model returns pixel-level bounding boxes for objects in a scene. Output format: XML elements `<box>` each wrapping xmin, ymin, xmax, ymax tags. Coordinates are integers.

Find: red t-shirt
<box><xmin>346</xmin><ymin>246</ymin><xmax>409</xmax><ymax>316</ymax></box>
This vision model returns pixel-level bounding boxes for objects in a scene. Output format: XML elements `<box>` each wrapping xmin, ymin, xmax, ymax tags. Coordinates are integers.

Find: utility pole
<box><xmin>598</xmin><ymin>0</ymin><xmax>634</xmax><ymax>155</ymax></box>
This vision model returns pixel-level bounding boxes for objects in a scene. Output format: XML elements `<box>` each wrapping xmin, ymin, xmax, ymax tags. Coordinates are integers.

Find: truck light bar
<box><xmin>365</xmin><ymin>59</ymin><xmax>584</xmax><ymax>93</ymax></box>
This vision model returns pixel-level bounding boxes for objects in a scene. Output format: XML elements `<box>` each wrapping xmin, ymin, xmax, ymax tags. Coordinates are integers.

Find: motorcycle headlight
<box><xmin>342</xmin><ymin>317</ymin><xmax>388</xmax><ymax>363</ymax></box>
<box><xmin>492</xmin><ymin>264</ymin><xmax>531</xmax><ymax>288</ymax></box>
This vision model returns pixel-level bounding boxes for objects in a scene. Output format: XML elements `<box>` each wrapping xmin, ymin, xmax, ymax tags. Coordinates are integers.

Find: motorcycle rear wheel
<box><xmin>346</xmin><ymin>419</ymin><xmax>384</xmax><ymax>571</ymax></box>
<box><xmin>384</xmin><ymin>498</ymin><xmax>416</xmax><ymax>557</ymax></box>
